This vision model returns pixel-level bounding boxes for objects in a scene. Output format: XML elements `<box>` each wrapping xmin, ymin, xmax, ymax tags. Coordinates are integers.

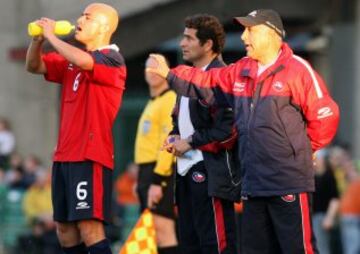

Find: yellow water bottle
<box><xmin>28</xmin><ymin>20</ymin><xmax>75</xmax><ymax>36</ymax></box>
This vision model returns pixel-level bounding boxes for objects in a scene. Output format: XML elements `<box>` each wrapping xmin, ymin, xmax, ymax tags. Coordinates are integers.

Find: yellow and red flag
<box><xmin>119</xmin><ymin>209</ymin><xmax>157</xmax><ymax>254</ymax></box>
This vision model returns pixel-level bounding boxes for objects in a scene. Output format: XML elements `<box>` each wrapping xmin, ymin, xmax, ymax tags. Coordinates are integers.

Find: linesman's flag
<box><xmin>119</xmin><ymin>209</ymin><xmax>158</xmax><ymax>254</ymax></box>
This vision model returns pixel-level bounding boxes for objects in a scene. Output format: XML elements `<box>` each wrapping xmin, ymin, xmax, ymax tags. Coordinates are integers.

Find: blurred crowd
<box><xmin>313</xmin><ymin>145</ymin><xmax>360</xmax><ymax>254</ymax></box>
<box><xmin>0</xmin><ymin>117</ymin><xmax>140</xmax><ymax>254</ymax></box>
<box><xmin>0</xmin><ymin>117</ymin><xmax>58</xmax><ymax>254</ymax></box>
<box><xmin>1</xmin><ymin>113</ymin><xmax>360</xmax><ymax>254</ymax></box>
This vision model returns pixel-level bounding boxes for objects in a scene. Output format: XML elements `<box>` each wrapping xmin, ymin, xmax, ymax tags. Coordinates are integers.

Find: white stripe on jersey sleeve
<box><xmin>293</xmin><ymin>55</ymin><xmax>323</xmax><ymax>99</ymax></box>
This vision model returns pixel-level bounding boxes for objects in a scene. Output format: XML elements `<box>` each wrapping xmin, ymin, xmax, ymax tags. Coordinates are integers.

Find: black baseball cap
<box><xmin>234</xmin><ymin>9</ymin><xmax>285</xmax><ymax>38</ymax></box>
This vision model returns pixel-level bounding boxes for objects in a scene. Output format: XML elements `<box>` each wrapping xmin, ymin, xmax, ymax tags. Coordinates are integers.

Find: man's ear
<box><xmin>204</xmin><ymin>39</ymin><xmax>214</xmax><ymax>53</ymax></box>
<box><xmin>100</xmin><ymin>24</ymin><xmax>110</xmax><ymax>34</ymax></box>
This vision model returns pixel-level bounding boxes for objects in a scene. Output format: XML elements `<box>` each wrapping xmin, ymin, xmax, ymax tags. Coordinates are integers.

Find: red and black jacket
<box><xmin>167</xmin><ymin>43</ymin><xmax>340</xmax><ymax>197</ymax></box>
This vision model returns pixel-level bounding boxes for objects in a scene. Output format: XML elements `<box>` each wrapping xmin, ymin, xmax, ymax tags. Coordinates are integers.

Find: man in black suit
<box><xmin>153</xmin><ymin>14</ymin><xmax>240</xmax><ymax>254</ymax></box>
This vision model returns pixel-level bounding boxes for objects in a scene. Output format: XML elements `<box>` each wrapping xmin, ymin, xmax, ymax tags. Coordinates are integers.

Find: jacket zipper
<box><xmin>243</xmin><ymin>65</ymin><xmax>285</xmax><ymax>196</ymax></box>
<box><xmin>247</xmin><ymin>81</ymin><xmax>263</xmax><ymax>131</ymax></box>
<box><xmin>246</xmin><ymin>65</ymin><xmax>285</xmax><ymax>132</ymax></box>
<box><xmin>225</xmin><ymin>150</ymin><xmax>241</xmax><ymax>186</ymax></box>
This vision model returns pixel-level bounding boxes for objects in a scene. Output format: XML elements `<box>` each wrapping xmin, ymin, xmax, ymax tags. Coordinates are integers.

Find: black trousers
<box><xmin>176</xmin><ymin>161</ymin><xmax>236</xmax><ymax>254</ymax></box>
<box><xmin>242</xmin><ymin>193</ymin><xmax>319</xmax><ymax>254</ymax></box>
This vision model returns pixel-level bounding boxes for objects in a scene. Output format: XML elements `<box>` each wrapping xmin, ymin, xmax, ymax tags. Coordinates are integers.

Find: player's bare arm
<box><xmin>39</xmin><ymin>18</ymin><xmax>94</xmax><ymax>71</ymax></box>
<box><xmin>25</xmin><ymin>34</ymin><xmax>47</xmax><ymax>74</ymax></box>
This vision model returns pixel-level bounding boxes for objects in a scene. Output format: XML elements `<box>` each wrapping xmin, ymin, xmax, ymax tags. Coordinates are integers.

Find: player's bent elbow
<box><xmin>26</xmin><ymin>64</ymin><xmax>37</xmax><ymax>73</ymax></box>
<box><xmin>26</xmin><ymin>62</ymin><xmax>46</xmax><ymax>74</ymax></box>
<box><xmin>26</xmin><ymin>61</ymin><xmax>39</xmax><ymax>73</ymax></box>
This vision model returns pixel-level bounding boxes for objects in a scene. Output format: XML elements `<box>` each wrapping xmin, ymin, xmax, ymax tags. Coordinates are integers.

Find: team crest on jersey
<box><xmin>281</xmin><ymin>194</ymin><xmax>296</xmax><ymax>203</ymax></box>
<box><xmin>272</xmin><ymin>81</ymin><xmax>284</xmax><ymax>91</ymax></box>
<box><xmin>233</xmin><ymin>82</ymin><xmax>246</xmax><ymax>93</ymax></box>
<box><xmin>192</xmin><ymin>171</ymin><xmax>206</xmax><ymax>183</ymax></box>
<box><xmin>73</xmin><ymin>73</ymin><xmax>81</xmax><ymax>91</ymax></box>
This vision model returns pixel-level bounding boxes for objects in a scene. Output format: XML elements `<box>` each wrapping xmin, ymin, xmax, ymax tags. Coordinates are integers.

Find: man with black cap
<box><xmin>147</xmin><ymin>9</ymin><xmax>340</xmax><ymax>254</ymax></box>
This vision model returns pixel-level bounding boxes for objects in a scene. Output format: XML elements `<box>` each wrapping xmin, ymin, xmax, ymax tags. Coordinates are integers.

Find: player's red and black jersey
<box><xmin>167</xmin><ymin>43</ymin><xmax>340</xmax><ymax>196</ymax></box>
<box><xmin>43</xmin><ymin>45</ymin><xmax>126</xmax><ymax>169</ymax></box>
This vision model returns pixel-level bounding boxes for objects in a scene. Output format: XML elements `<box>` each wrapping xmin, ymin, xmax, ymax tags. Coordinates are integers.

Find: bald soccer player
<box><xmin>26</xmin><ymin>3</ymin><xmax>126</xmax><ymax>254</ymax></box>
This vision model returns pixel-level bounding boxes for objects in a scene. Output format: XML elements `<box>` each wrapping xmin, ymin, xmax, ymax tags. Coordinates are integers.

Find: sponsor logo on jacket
<box><xmin>233</xmin><ymin>82</ymin><xmax>246</xmax><ymax>93</ymax></box>
<box><xmin>317</xmin><ymin>107</ymin><xmax>333</xmax><ymax>119</ymax></box>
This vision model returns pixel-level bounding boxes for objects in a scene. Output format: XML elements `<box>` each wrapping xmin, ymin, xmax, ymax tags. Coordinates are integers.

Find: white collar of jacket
<box><xmin>96</xmin><ymin>44</ymin><xmax>119</xmax><ymax>52</ymax></box>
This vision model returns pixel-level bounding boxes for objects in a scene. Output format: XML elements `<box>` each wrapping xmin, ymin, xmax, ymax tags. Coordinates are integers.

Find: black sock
<box><xmin>88</xmin><ymin>239</ymin><xmax>112</xmax><ymax>254</ymax></box>
<box><xmin>158</xmin><ymin>246</ymin><xmax>179</xmax><ymax>254</ymax></box>
<box><xmin>62</xmin><ymin>243</ymin><xmax>88</xmax><ymax>254</ymax></box>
